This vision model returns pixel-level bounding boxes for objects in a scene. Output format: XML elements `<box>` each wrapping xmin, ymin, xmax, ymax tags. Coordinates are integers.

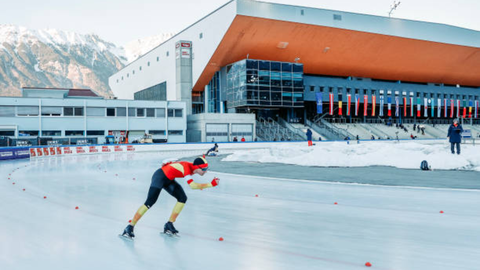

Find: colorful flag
<box><xmin>424</xmin><ymin>98</ymin><xmax>428</xmax><ymax>117</ymax></box>
<box><xmin>444</xmin><ymin>99</ymin><xmax>448</xmax><ymax>118</ymax></box>
<box><xmin>329</xmin><ymin>93</ymin><xmax>334</xmax><ymax>115</ymax></box>
<box><xmin>437</xmin><ymin>98</ymin><xmax>441</xmax><ymax>118</ymax></box>
<box><xmin>463</xmin><ymin>100</ymin><xmax>467</xmax><ymax>118</ymax></box>
<box><xmin>395</xmin><ymin>96</ymin><xmax>399</xmax><ymax>117</ymax></box>
<box><xmin>403</xmin><ymin>97</ymin><xmax>407</xmax><ymax>117</ymax></box>
<box><xmin>417</xmin><ymin>98</ymin><xmax>421</xmax><ymax>117</ymax></box>
<box><xmin>456</xmin><ymin>99</ymin><xmax>460</xmax><ymax>118</ymax></box>
<box><xmin>347</xmin><ymin>94</ymin><xmax>351</xmax><ymax>116</ymax></box>
<box><xmin>338</xmin><ymin>100</ymin><xmax>343</xmax><ymax>116</ymax></box>
<box><xmin>387</xmin><ymin>96</ymin><xmax>392</xmax><ymax>117</ymax></box>
<box><xmin>410</xmin><ymin>97</ymin><xmax>414</xmax><ymax>117</ymax></box>
<box><xmin>355</xmin><ymin>94</ymin><xmax>359</xmax><ymax>116</ymax></box>
<box><xmin>431</xmin><ymin>98</ymin><xmax>435</xmax><ymax>117</ymax></box>
<box><xmin>450</xmin><ymin>99</ymin><xmax>454</xmax><ymax>118</ymax></box>
<box><xmin>379</xmin><ymin>95</ymin><xmax>384</xmax><ymax>117</ymax></box>
<box><xmin>363</xmin><ymin>95</ymin><xmax>368</xmax><ymax>116</ymax></box>
<box><xmin>372</xmin><ymin>95</ymin><xmax>376</xmax><ymax>116</ymax></box>
<box><xmin>469</xmin><ymin>100</ymin><xmax>473</xmax><ymax>118</ymax></box>
<box><xmin>315</xmin><ymin>93</ymin><xmax>323</xmax><ymax>114</ymax></box>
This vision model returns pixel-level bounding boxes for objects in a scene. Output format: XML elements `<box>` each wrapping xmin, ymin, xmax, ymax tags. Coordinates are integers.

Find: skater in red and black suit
<box><xmin>121</xmin><ymin>157</ymin><xmax>219</xmax><ymax>238</ymax></box>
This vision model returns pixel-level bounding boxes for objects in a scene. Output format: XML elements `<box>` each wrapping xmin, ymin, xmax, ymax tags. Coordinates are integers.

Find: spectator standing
<box><xmin>306</xmin><ymin>129</ymin><xmax>313</xmax><ymax>146</ymax></box>
<box><xmin>447</xmin><ymin>118</ymin><xmax>463</xmax><ymax>155</ymax></box>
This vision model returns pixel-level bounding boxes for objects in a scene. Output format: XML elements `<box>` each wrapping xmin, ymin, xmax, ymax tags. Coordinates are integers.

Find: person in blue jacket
<box><xmin>447</xmin><ymin>118</ymin><xmax>463</xmax><ymax>155</ymax></box>
<box><xmin>306</xmin><ymin>129</ymin><xmax>313</xmax><ymax>146</ymax></box>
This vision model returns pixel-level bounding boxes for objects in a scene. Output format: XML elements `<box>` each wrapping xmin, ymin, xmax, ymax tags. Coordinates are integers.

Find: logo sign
<box><xmin>114</xmin><ymin>145</ymin><xmax>123</xmax><ymax>152</ymax></box>
<box><xmin>0</xmin><ymin>151</ymin><xmax>13</xmax><ymax>157</ymax></box>
<box><xmin>64</xmin><ymin>147</ymin><xmax>73</xmax><ymax>154</ymax></box>
<box><xmin>127</xmin><ymin>145</ymin><xmax>135</xmax><ymax>152</ymax></box>
<box><xmin>36</xmin><ymin>148</ymin><xmax>43</xmax><ymax>156</ymax></box>
<box><xmin>181</xmin><ymin>42</ymin><xmax>191</xmax><ymax>48</ymax></box>
<box><xmin>181</xmin><ymin>49</ymin><xmax>190</xmax><ymax>58</ymax></box>
<box><xmin>76</xmin><ymin>147</ymin><xmax>86</xmax><ymax>154</ymax></box>
<box><xmin>49</xmin><ymin>147</ymin><xmax>56</xmax><ymax>155</ymax></box>
<box><xmin>120</xmin><ymin>131</ymin><xmax>125</xmax><ymax>136</ymax></box>
<box><xmin>102</xmin><ymin>146</ymin><xmax>111</xmax><ymax>152</ymax></box>
<box><xmin>89</xmin><ymin>146</ymin><xmax>98</xmax><ymax>153</ymax></box>
<box><xmin>56</xmin><ymin>147</ymin><xmax>62</xmax><ymax>155</ymax></box>
<box><xmin>43</xmin><ymin>148</ymin><xmax>49</xmax><ymax>156</ymax></box>
<box><xmin>30</xmin><ymin>148</ymin><xmax>36</xmax><ymax>157</ymax></box>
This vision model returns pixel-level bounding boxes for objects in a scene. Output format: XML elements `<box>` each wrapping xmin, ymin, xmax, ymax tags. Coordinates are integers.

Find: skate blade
<box><xmin>160</xmin><ymin>231</ymin><xmax>180</xmax><ymax>238</ymax></box>
<box><xmin>118</xmin><ymin>234</ymin><xmax>134</xmax><ymax>241</ymax></box>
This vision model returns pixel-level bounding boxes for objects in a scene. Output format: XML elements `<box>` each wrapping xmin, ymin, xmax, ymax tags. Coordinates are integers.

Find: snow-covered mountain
<box><xmin>0</xmin><ymin>25</ymin><xmax>174</xmax><ymax>97</ymax></box>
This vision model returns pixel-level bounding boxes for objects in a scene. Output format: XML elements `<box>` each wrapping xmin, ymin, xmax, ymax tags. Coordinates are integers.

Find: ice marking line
<box><xmin>210</xmin><ymin>171</ymin><xmax>480</xmax><ymax>193</ymax></box>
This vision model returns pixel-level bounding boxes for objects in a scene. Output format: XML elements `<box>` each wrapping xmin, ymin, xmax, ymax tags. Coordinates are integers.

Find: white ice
<box><xmin>223</xmin><ymin>140</ymin><xmax>480</xmax><ymax>171</ymax></box>
<box><xmin>1</xmin><ymin>146</ymin><xmax>480</xmax><ymax>270</ymax></box>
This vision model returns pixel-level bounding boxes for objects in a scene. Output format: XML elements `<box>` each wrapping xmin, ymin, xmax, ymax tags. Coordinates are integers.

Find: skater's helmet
<box><xmin>193</xmin><ymin>157</ymin><xmax>209</xmax><ymax>171</ymax></box>
<box><xmin>420</xmin><ymin>160</ymin><xmax>429</xmax><ymax>171</ymax></box>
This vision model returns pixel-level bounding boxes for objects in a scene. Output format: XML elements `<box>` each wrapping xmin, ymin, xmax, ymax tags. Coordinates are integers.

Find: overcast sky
<box><xmin>1</xmin><ymin>0</ymin><xmax>479</xmax><ymax>46</ymax></box>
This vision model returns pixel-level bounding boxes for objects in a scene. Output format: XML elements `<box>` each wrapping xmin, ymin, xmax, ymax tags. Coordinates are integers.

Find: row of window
<box><xmin>0</xmin><ymin>130</ymin><xmax>184</xmax><ymax>137</ymax></box>
<box><xmin>0</xmin><ymin>106</ymin><xmax>183</xmax><ymax>118</ymax></box>
<box><xmin>117</xmin><ymin>51</ymin><xmax>171</xmax><ymax>83</ymax></box>
<box><xmin>310</xmin><ymin>86</ymin><xmax>479</xmax><ymax>100</ymax></box>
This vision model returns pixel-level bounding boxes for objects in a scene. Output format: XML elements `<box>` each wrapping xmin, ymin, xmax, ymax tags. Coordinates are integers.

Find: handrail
<box><xmin>319</xmin><ymin>118</ymin><xmax>355</xmax><ymax>139</ymax></box>
<box><xmin>277</xmin><ymin>118</ymin><xmax>307</xmax><ymax>140</ymax></box>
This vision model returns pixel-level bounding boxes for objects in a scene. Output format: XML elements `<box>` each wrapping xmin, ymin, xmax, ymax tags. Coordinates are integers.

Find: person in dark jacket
<box><xmin>306</xmin><ymin>129</ymin><xmax>313</xmax><ymax>146</ymax></box>
<box><xmin>447</xmin><ymin>118</ymin><xmax>463</xmax><ymax>155</ymax></box>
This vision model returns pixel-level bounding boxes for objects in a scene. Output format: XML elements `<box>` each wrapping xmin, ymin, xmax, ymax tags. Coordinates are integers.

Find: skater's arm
<box><xmin>187</xmin><ymin>178</ymin><xmax>219</xmax><ymax>190</ymax></box>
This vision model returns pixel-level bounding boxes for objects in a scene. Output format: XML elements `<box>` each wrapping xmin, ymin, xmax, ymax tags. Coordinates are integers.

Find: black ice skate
<box><xmin>164</xmin><ymin>221</ymin><xmax>179</xmax><ymax>235</ymax></box>
<box><xmin>120</xmin><ymin>224</ymin><xmax>135</xmax><ymax>240</ymax></box>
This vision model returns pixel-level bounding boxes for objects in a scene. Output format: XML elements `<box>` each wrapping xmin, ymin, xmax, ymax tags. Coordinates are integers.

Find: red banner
<box><xmin>363</xmin><ymin>95</ymin><xmax>368</xmax><ymax>116</ymax></box>
<box><xmin>89</xmin><ymin>146</ymin><xmax>98</xmax><ymax>153</ymax></box>
<box><xmin>127</xmin><ymin>145</ymin><xmax>135</xmax><ymax>152</ymax></box>
<box><xmin>114</xmin><ymin>145</ymin><xmax>123</xmax><ymax>152</ymax></box>
<box><xmin>30</xmin><ymin>149</ymin><xmax>36</xmax><ymax>157</ymax></box>
<box><xmin>64</xmin><ymin>147</ymin><xmax>73</xmax><ymax>154</ymax></box>
<box><xmin>403</xmin><ymin>97</ymin><xmax>407</xmax><ymax>117</ymax></box>
<box><xmin>102</xmin><ymin>146</ymin><xmax>111</xmax><ymax>152</ymax></box>
<box><xmin>56</xmin><ymin>147</ymin><xmax>62</xmax><ymax>155</ymax></box>
<box><xmin>43</xmin><ymin>148</ymin><xmax>49</xmax><ymax>156</ymax></box>
<box><xmin>76</xmin><ymin>147</ymin><xmax>86</xmax><ymax>154</ymax></box>
<box><xmin>49</xmin><ymin>147</ymin><xmax>55</xmax><ymax>156</ymax></box>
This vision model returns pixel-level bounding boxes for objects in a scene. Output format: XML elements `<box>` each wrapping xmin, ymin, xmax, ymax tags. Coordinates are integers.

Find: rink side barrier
<box><xmin>0</xmin><ymin>147</ymin><xmax>30</xmax><ymax>161</ymax></box>
<box><xmin>26</xmin><ymin>141</ymin><xmax>306</xmax><ymax>159</ymax></box>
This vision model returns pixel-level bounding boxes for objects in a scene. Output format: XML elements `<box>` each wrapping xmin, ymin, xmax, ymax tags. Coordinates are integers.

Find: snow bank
<box><xmin>222</xmin><ymin>141</ymin><xmax>480</xmax><ymax>171</ymax></box>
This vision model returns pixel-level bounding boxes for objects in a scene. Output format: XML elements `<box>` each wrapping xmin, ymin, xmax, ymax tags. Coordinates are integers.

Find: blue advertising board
<box><xmin>0</xmin><ymin>147</ymin><xmax>31</xmax><ymax>161</ymax></box>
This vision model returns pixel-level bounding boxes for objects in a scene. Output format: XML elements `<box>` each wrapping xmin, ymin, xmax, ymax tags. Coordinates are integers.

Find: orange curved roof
<box><xmin>193</xmin><ymin>15</ymin><xmax>480</xmax><ymax>91</ymax></box>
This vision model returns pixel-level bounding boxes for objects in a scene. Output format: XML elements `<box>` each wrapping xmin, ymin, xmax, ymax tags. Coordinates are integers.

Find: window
<box><xmin>116</xmin><ymin>107</ymin><xmax>126</xmax><ymax>117</ymax></box>
<box><xmin>149</xmin><ymin>130</ymin><xmax>166</xmax><ymax>135</ymax></box>
<box><xmin>117</xmin><ymin>79</ymin><xmax>119</xmax><ymax>83</ymax></box>
<box><xmin>66</xmin><ymin>130</ymin><xmax>84</xmax><ymax>136</ymax></box>
<box><xmin>17</xmin><ymin>106</ymin><xmax>39</xmax><ymax>116</ymax></box>
<box><xmin>168</xmin><ymin>109</ymin><xmax>183</xmax><ymax>117</ymax></box>
<box><xmin>146</xmin><ymin>108</ymin><xmax>155</xmax><ymax>117</ymax></box>
<box><xmin>199</xmin><ymin>33</ymin><xmax>203</xmax><ymax>39</ymax></box>
<box><xmin>41</xmin><ymin>106</ymin><xmax>62</xmax><ymax>116</ymax></box>
<box><xmin>19</xmin><ymin>130</ymin><xmax>38</xmax><ymax>136</ymax></box>
<box><xmin>300</xmin><ymin>9</ymin><xmax>304</xmax><ymax>15</ymax></box>
<box><xmin>166</xmin><ymin>51</ymin><xmax>169</xmax><ymax>57</ymax></box>
<box><xmin>137</xmin><ymin>108</ymin><xmax>145</xmax><ymax>117</ymax></box>
<box><xmin>86</xmin><ymin>107</ymin><xmax>105</xmax><ymax>116</ymax></box>
<box><xmin>157</xmin><ymin>57</ymin><xmax>159</xmax><ymax>61</ymax></box>
<box><xmin>87</xmin><ymin>130</ymin><xmax>105</xmax><ymax>136</ymax></box>
<box><xmin>148</xmin><ymin>62</ymin><xmax>150</xmax><ymax>66</ymax></box>
<box><xmin>64</xmin><ymin>107</ymin><xmax>83</xmax><ymax>116</ymax></box>
<box><xmin>156</xmin><ymin>108</ymin><xmax>165</xmax><ymax>118</ymax></box>
<box><xmin>0</xmin><ymin>131</ymin><xmax>15</xmax><ymax>136</ymax></box>
<box><xmin>310</xmin><ymin>86</ymin><xmax>315</xmax><ymax>92</ymax></box>
<box><xmin>128</xmin><ymin>108</ymin><xmax>136</xmax><ymax>117</ymax></box>
<box><xmin>127</xmin><ymin>73</ymin><xmax>129</xmax><ymax>78</ymax></box>
<box><xmin>133</xmin><ymin>70</ymin><xmax>135</xmax><ymax>75</ymax></box>
<box><xmin>319</xmin><ymin>87</ymin><xmax>324</xmax><ymax>92</ymax></box>
<box><xmin>106</xmin><ymin>108</ymin><xmax>116</xmax><ymax>117</ymax></box>
<box><xmin>139</xmin><ymin>66</ymin><xmax>142</xmax><ymax>71</ymax></box>
<box><xmin>333</xmin><ymin>14</ymin><xmax>342</xmax><ymax>21</ymax></box>
<box><xmin>42</xmin><ymin>130</ymin><xmax>61</xmax><ymax>136</ymax></box>
<box><xmin>168</xmin><ymin>130</ymin><xmax>183</xmax><ymax>135</ymax></box>
<box><xmin>122</xmin><ymin>76</ymin><xmax>123</xmax><ymax>80</ymax></box>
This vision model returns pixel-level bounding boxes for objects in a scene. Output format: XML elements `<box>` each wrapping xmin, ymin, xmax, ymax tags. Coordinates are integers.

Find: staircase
<box><xmin>256</xmin><ymin>117</ymin><xmax>301</xmax><ymax>141</ymax></box>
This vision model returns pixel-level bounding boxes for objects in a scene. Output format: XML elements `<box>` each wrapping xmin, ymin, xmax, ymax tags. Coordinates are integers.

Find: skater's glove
<box><xmin>211</xmin><ymin>177</ymin><xmax>220</xmax><ymax>187</ymax></box>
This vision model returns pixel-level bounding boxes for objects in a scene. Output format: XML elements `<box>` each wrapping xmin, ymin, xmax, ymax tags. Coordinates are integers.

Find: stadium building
<box><xmin>109</xmin><ymin>0</ymin><xmax>480</xmax><ymax>142</ymax></box>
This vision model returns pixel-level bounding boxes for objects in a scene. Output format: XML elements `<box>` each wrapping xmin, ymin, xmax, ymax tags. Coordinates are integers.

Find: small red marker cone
<box><xmin>44</xmin><ymin>196</ymin><xmax>47</xmax><ymax>199</ymax></box>
<box><xmin>115</xmin><ymin>174</ymin><xmax>118</xmax><ymax>176</ymax></box>
<box><xmin>440</xmin><ymin>210</ymin><xmax>444</xmax><ymax>214</ymax></box>
<box><xmin>334</xmin><ymin>202</ymin><xmax>338</xmax><ymax>205</ymax></box>
<box><xmin>128</xmin><ymin>220</ymin><xmax>132</xmax><ymax>223</ymax></box>
<box><xmin>255</xmin><ymin>194</ymin><xmax>258</xmax><ymax>197</ymax></box>
<box><xmin>12</xmin><ymin>182</ymin><xmax>15</xmax><ymax>185</ymax></box>
<box><xmin>365</xmin><ymin>262</ymin><xmax>372</xmax><ymax>267</ymax></box>
<box><xmin>75</xmin><ymin>206</ymin><xmax>79</xmax><ymax>210</ymax></box>
<box><xmin>218</xmin><ymin>237</ymin><xmax>224</xmax><ymax>241</ymax></box>
<box><xmin>23</xmin><ymin>189</ymin><xmax>25</xmax><ymax>191</ymax></box>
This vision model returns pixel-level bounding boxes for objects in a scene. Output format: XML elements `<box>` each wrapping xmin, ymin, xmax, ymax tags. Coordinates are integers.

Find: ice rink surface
<box><xmin>1</xmin><ymin>146</ymin><xmax>480</xmax><ymax>270</ymax></box>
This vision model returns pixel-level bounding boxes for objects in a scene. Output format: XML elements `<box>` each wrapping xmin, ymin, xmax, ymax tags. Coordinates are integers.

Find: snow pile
<box><xmin>222</xmin><ymin>141</ymin><xmax>480</xmax><ymax>171</ymax></box>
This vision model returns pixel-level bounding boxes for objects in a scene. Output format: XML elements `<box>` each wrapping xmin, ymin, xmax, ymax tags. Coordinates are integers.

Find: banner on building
<box><xmin>347</xmin><ymin>94</ymin><xmax>351</xmax><ymax>116</ymax></box>
<box><xmin>315</xmin><ymin>93</ymin><xmax>323</xmax><ymax>114</ymax></box>
<box><xmin>423</xmin><ymin>98</ymin><xmax>428</xmax><ymax>117</ymax></box>
<box><xmin>379</xmin><ymin>95</ymin><xmax>384</xmax><ymax>117</ymax></box>
<box><xmin>338</xmin><ymin>95</ymin><xmax>343</xmax><ymax>116</ymax></box>
<box><xmin>410</xmin><ymin>97</ymin><xmax>414</xmax><ymax>117</ymax></box>
<box><xmin>403</xmin><ymin>97</ymin><xmax>407</xmax><ymax>117</ymax></box>
<box><xmin>387</xmin><ymin>96</ymin><xmax>392</xmax><ymax>117</ymax></box>
<box><xmin>329</xmin><ymin>93</ymin><xmax>334</xmax><ymax>115</ymax></box>
<box><xmin>437</xmin><ymin>98</ymin><xmax>441</xmax><ymax>118</ymax></box>
<box><xmin>431</xmin><ymin>98</ymin><xmax>435</xmax><ymax>117</ymax></box>
<box><xmin>456</xmin><ymin>99</ymin><xmax>460</xmax><ymax>118</ymax></box>
<box><xmin>355</xmin><ymin>94</ymin><xmax>359</xmax><ymax>116</ymax></box>
<box><xmin>475</xmin><ymin>100</ymin><xmax>479</xmax><ymax>118</ymax></box>
<box><xmin>463</xmin><ymin>100</ymin><xmax>467</xmax><ymax>118</ymax></box>
<box><xmin>395</xmin><ymin>96</ymin><xmax>399</xmax><ymax>117</ymax></box>
<box><xmin>417</xmin><ymin>98</ymin><xmax>421</xmax><ymax>117</ymax></box>
<box><xmin>372</xmin><ymin>95</ymin><xmax>376</xmax><ymax>116</ymax></box>
<box><xmin>363</xmin><ymin>95</ymin><xmax>368</xmax><ymax>116</ymax></box>
<box><xmin>450</xmin><ymin>99</ymin><xmax>454</xmax><ymax>118</ymax></box>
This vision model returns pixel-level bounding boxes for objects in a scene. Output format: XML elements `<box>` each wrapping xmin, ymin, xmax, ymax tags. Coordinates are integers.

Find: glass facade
<box><xmin>225</xmin><ymin>59</ymin><xmax>304</xmax><ymax>109</ymax></box>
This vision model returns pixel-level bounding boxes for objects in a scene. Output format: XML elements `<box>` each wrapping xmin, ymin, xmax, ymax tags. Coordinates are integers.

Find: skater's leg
<box><xmin>164</xmin><ymin>181</ymin><xmax>187</xmax><ymax>223</ymax></box>
<box><xmin>130</xmin><ymin>187</ymin><xmax>161</xmax><ymax>226</ymax></box>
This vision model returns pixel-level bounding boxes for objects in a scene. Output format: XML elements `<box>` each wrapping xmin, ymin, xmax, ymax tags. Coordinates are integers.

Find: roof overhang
<box><xmin>193</xmin><ymin>15</ymin><xmax>480</xmax><ymax>91</ymax></box>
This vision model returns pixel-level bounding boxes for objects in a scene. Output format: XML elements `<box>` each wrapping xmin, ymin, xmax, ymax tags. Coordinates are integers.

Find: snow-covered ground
<box><xmin>223</xmin><ymin>141</ymin><xmax>480</xmax><ymax>171</ymax></box>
